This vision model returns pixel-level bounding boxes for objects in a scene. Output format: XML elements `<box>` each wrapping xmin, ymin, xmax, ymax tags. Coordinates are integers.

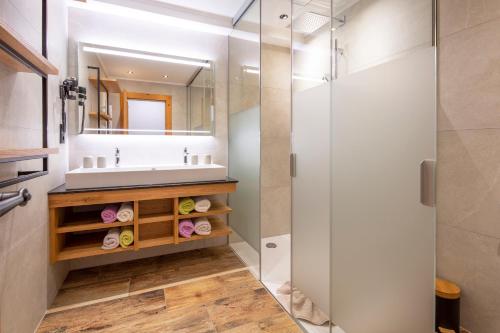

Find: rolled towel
<box><xmin>119</xmin><ymin>226</ymin><xmax>134</xmax><ymax>248</ymax></box>
<box><xmin>117</xmin><ymin>202</ymin><xmax>134</xmax><ymax>222</ymax></box>
<box><xmin>101</xmin><ymin>204</ymin><xmax>119</xmax><ymax>223</ymax></box>
<box><xmin>179</xmin><ymin>219</ymin><xmax>194</xmax><ymax>238</ymax></box>
<box><xmin>194</xmin><ymin>197</ymin><xmax>211</xmax><ymax>213</ymax></box>
<box><xmin>101</xmin><ymin>228</ymin><xmax>120</xmax><ymax>250</ymax></box>
<box><xmin>178</xmin><ymin>198</ymin><xmax>195</xmax><ymax>215</ymax></box>
<box><xmin>193</xmin><ymin>217</ymin><xmax>211</xmax><ymax>236</ymax></box>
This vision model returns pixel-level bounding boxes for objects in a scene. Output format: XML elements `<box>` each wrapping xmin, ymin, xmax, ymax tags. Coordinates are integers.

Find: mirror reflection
<box><xmin>76</xmin><ymin>43</ymin><xmax>215</xmax><ymax>135</ymax></box>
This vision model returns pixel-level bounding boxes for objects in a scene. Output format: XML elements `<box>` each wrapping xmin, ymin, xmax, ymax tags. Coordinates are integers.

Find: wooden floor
<box><xmin>38</xmin><ymin>246</ymin><xmax>302</xmax><ymax>333</ymax></box>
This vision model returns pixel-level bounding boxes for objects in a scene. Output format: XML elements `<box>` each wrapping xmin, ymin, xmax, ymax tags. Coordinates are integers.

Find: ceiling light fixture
<box><xmin>127</xmin><ymin>70</ymin><xmax>134</xmax><ymax>74</ymax></box>
<box><xmin>83</xmin><ymin>46</ymin><xmax>211</xmax><ymax>68</ymax></box>
<box><xmin>68</xmin><ymin>0</ymin><xmax>232</xmax><ymax>36</ymax></box>
<box><xmin>279</xmin><ymin>14</ymin><xmax>289</xmax><ymax>20</ymax></box>
<box><xmin>163</xmin><ymin>75</ymin><xmax>168</xmax><ymax>78</ymax></box>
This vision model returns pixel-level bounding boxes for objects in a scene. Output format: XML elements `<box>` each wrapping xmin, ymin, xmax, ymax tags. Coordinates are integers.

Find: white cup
<box><xmin>97</xmin><ymin>156</ymin><xmax>107</xmax><ymax>168</ymax></box>
<box><xmin>83</xmin><ymin>156</ymin><xmax>94</xmax><ymax>168</ymax></box>
<box><xmin>191</xmin><ymin>154</ymin><xmax>199</xmax><ymax>165</ymax></box>
<box><xmin>203</xmin><ymin>154</ymin><xmax>212</xmax><ymax>165</ymax></box>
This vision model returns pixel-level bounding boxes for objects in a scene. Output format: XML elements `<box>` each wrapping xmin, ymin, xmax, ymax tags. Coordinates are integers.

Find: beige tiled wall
<box><xmin>261</xmin><ymin>43</ymin><xmax>291</xmax><ymax>238</ymax></box>
<box><xmin>437</xmin><ymin>1</ymin><xmax>500</xmax><ymax>332</ymax></box>
<box><xmin>0</xmin><ymin>0</ymin><xmax>69</xmax><ymax>332</ymax></box>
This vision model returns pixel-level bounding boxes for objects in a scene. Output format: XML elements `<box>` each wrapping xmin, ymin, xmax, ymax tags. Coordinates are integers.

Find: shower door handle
<box><xmin>290</xmin><ymin>153</ymin><xmax>297</xmax><ymax>178</ymax></box>
<box><xmin>420</xmin><ymin>159</ymin><xmax>436</xmax><ymax>207</ymax></box>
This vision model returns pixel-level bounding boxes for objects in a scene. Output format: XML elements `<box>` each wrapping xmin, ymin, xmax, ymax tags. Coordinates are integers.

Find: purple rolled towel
<box><xmin>179</xmin><ymin>219</ymin><xmax>194</xmax><ymax>238</ymax></box>
<box><xmin>101</xmin><ymin>205</ymin><xmax>119</xmax><ymax>223</ymax></box>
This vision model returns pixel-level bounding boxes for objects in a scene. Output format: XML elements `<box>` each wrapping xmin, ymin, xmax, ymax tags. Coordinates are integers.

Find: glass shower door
<box><xmin>330</xmin><ymin>0</ymin><xmax>436</xmax><ymax>332</ymax></box>
<box><xmin>228</xmin><ymin>0</ymin><xmax>261</xmax><ymax>279</ymax></box>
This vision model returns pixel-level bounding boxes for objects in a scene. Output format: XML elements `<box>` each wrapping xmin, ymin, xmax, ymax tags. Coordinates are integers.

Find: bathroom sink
<box><xmin>65</xmin><ymin>164</ymin><xmax>227</xmax><ymax>189</ymax></box>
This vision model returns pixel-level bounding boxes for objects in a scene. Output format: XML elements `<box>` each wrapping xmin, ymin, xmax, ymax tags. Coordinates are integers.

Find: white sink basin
<box><xmin>65</xmin><ymin>164</ymin><xmax>227</xmax><ymax>189</ymax></box>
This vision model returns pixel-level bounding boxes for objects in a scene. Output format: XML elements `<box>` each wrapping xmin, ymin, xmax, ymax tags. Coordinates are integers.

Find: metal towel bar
<box><xmin>0</xmin><ymin>188</ymin><xmax>31</xmax><ymax>217</ymax></box>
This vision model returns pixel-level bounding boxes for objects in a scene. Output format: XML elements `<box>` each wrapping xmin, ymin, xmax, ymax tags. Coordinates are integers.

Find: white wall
<box><xmin>0</xmin><ymin>0</ymin><xmax>69</xmax><ymax>331</ymax></box>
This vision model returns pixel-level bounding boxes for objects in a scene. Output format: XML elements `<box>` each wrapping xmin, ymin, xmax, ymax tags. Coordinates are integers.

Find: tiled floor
<box><xmin>38</xmin><ymin>246</ymin><xmax>301</xmax><ymax>332</ymax></box>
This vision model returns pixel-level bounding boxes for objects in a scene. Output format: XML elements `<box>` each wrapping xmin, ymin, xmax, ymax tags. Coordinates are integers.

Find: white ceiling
<box><xmin>151</xmin><ymin>0</ymin><xmax>248</xmax><ymax>18</ymax></box>
<box><xmin>96</xmin><ymin>52</ymin><xmax>200</xmax><ymax>86</ymax></box>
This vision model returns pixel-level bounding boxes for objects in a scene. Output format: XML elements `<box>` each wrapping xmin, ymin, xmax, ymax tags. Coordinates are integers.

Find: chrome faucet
<box><xmin>114</xmin><ymin>147</ymin><xmax>120</xmax><ymax>167</ymax></box>
<box><xmin>183</xmin><ymin>147</ymin><xmax>189</xmax><ymax>165</ymax></box>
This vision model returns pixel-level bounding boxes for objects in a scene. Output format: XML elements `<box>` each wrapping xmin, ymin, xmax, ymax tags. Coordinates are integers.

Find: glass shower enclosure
<box><xmin>229</xmin><ymin>0</ymin><xmax>436</xmax><ymax>332</ymax></box>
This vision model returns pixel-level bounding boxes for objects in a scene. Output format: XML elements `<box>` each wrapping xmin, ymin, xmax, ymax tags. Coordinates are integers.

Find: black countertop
<box><xmin>48</xmin><ymin>177</ymin><xmax>238</xmax><ymax>195</ymax></box>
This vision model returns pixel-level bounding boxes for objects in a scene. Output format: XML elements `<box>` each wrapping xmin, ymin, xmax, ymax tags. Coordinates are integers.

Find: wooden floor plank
<box><xmin>39</xmin><ymin>247</ymin><xmax>302</xmax><ymax>333</ymax></box>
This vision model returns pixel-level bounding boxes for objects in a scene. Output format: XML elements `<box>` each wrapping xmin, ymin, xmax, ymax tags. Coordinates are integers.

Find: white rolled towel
<box><xmin>194</xmin><ymin>217</ymin><xmax>211</xmax><ymax>236</ymax></box>
<box><xmin>194</xmin><ymin>197</ymin><xmax>211</xmax><ymax>213</ymax></box>
<box><xmin>117</xmin><ymin>202</ymin><xmax>134</xmax><ymax>222</ymax></box>
<box><xmin>102</xmin><ymin>228</ymin><xmax>120</xmax><ymax>250</ymax></box>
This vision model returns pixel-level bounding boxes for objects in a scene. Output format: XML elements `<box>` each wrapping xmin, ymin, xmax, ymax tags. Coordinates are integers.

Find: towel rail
<box><xmin>0</xmin><ymin>188</ymin><xmax>31</xmax><ymax>217</ymax></box>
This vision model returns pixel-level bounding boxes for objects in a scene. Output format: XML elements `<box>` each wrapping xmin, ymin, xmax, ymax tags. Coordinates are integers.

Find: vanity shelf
<box><xmin>58</xmin><ymin>231</ymin><xmax>134</xmax><ymax>261</ymax></box>
<box><xmin>179</xmin><ymin>202</ymin><xmax>232</xmax><ymax>219</ymax></box>
<box><xmin>178</xmin><ymin>217</ymin><xmax>231</xmax><ymax>243</ymax></box>
<box><xmin>48</xmin><ymin>179</ymin><xmax>237</xmax><ymax>262</ymax></box>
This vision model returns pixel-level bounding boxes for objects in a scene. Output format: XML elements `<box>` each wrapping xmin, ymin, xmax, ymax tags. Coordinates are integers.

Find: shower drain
<box><xmin>266</xmin><ymin>242</ymin><xmax>277</xmax><ymax>248</ymax></box>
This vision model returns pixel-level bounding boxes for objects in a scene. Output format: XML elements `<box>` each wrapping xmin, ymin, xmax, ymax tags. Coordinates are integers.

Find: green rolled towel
<box><xmin>119</xmin><ymin>226</ymin><xmax>134</xmax><ymax>248</ymax></box>
<box><xmin>179</xmin><ymin>197</ymin><xmax>195</xmax><ymax>215</ymax></box>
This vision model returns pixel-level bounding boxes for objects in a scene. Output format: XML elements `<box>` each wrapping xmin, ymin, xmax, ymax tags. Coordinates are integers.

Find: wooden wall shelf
<box><xmin>48</xmin><ymin>180</ymin><xmax>237</xmax><ymax>262</ymax></box>
<box><xmin>0</xmin><ymin>148</ymin><xmax>59</xmax><ymax>163</ymax></box>
<box><xmin>0</xmin><ymin>21</ymin><xmax>58</xmax><ymax>76</ymax></box>
<box><xmin>89</xmin><ymin>77</ymin><xmax>121</xmax><ymax>93</ymax></box>
<box><xmin>89</xmin><ymin>112</ymin><xmax>112</xmax><ymax>121</ymax></box>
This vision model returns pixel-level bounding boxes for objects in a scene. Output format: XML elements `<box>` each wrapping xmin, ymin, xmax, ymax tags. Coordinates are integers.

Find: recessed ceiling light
<box><xmin>279</xmin><ymin>14</ymin><xmax>289</xmax><ymax>20</ymax></box>
<box><xmin>127</xmin><ymin>70</ymin><xmax>134</xmax><ymax>74</ymax></box>
<box><xmin>163</xmin><ymin>75</ymin><xmax>168</xmax><ymax>78</ymax></box>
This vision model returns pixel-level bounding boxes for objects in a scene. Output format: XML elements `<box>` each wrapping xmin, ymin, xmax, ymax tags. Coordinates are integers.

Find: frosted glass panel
<box><xmin>292</xmin><ymin>83</ymin><xmax>331</xmax><ymax>315</ymax></box>
<box><xmin>330</xmin><ymin>47</ymin><xmax>436</xmax><ymax>333</ymax></box>
<box><xmin>229</xmin><ymin>107</ymin><xmax>260</xmax><ymax>251</ymax></box>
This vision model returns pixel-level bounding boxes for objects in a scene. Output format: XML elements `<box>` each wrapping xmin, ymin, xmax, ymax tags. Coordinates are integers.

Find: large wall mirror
<box><xmin>69</xmin><ymin>9</ymin><xmax>216</xmax><ymax>136</ymax></box>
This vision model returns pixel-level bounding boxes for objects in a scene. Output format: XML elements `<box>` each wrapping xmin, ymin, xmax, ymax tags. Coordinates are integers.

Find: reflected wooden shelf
<box><xmin>178</xmin><ymin>202</ymin><xmax>232</xmax><ymax>219</ymax></box>
<box><xmin>0</xmin><ymin>21</ymin><xmax>58</xmax><ymax>75</ymax></box>
<box><xmin>89</xmin><ymin>77</ymin><xmax>121</xmax><ymax>93</ymax></box>
<box><xmin>89</xmin><ymin>112</ymin><xmax>112</xmax><ymax>121</ymax></box>
<box><xmin>0</xmin><ymin>148</ymin><xmax>59</xmax><ymax>163</ymax></box>
<box><xmin>57</xmin><ymin>231</ymin><xmax>134</xmax><ymax>261</ymax></box>
<box><xmin>178</xmin><ymin>217</ymin><xmax>231</xmax><ymax>243</ymax></box>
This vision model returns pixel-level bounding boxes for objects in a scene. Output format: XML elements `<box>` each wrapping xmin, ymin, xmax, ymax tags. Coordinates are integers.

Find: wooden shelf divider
<box><xmin>57</xmin><ymin>219</ymin><xmax>134</xmax><ymax>234</ymax></box>
<box><xmin>138</xmin><ymin>212</ymin><xmax>174</xmax><ymax>225</ymax></box>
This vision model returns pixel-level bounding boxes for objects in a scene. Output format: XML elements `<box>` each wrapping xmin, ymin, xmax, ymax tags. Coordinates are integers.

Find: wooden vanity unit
<box><xmin>48</xmin><ymin>178</ymin><xmax>237</xmax><ymax>263</ymax></box>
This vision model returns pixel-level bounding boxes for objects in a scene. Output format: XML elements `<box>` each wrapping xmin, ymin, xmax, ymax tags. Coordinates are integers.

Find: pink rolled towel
<box><xmin>179</xmin><ymin>219</ymin><xmax>194</xmax><ymax>238</ymax></box>
<box><xmin>101</xmin><ymin>205</ymin><xmax>119</xmax><ymax>223</ymax></box>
